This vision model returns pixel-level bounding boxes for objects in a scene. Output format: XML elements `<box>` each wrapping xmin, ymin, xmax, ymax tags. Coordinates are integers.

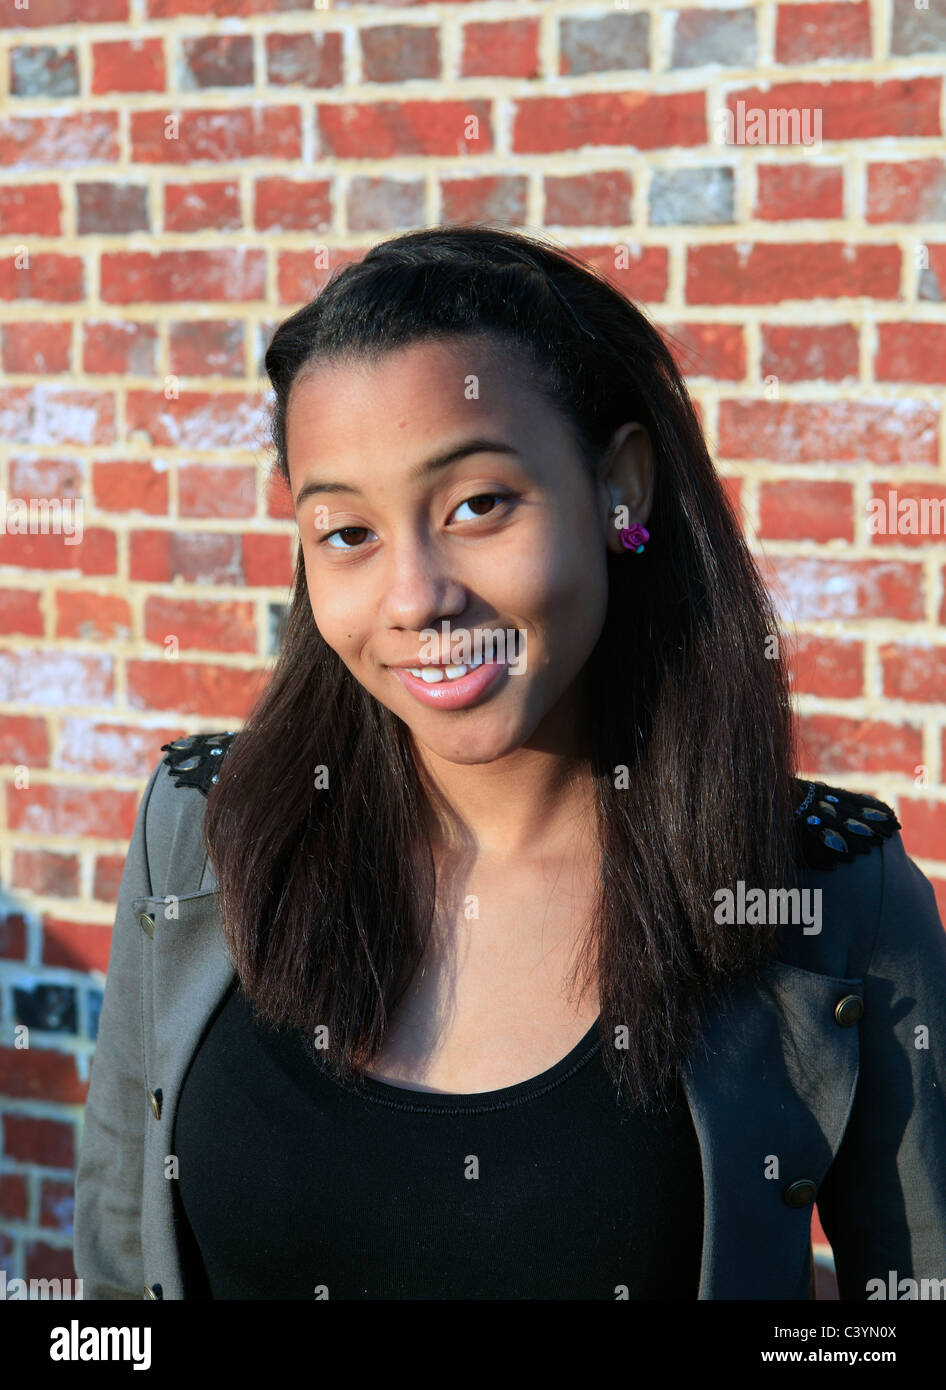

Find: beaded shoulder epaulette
<box><xmin>159</xmin><ymin>736</ymin><xmax>901</xmax><ymax>872</ymax></box>
<box><xmin>791</xmin><ymin>778</ymin><xmax>900</xmax><ymax>871</ymax></box>
<box><xmin>160</xmin><ymin>730</ymin><xmax>238</xmax><ymax>796</ymax></box>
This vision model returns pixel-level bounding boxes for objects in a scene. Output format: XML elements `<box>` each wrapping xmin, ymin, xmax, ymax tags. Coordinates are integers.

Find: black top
<box><xmin>172</xmin><ymin>979</ymin><xmax>705</xmax><ymax>1300</ymax></box>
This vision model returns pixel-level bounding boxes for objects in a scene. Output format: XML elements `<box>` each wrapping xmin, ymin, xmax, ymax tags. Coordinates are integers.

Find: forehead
<box><xmin>284</xmin><ymin>337</ymin><xmax>551</xmax><ymax>472</ymax></box>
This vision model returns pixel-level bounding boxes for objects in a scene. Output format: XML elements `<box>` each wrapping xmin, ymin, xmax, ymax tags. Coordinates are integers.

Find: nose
<box><xmin>376</xmin><ymin>526</ymin><xmax>467</xmax><ymax>633</ymax></box>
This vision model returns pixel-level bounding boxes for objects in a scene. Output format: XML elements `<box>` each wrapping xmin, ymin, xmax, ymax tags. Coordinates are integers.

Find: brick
<box><xmin>0</xmin><ymin>113</ymin><xmax>119</xmax><ymax>172</ymax></box>
<box><xmin>867</xmin><ymin>160</ymin><xmax>946</xmax><ymax>224</ymax></box>
<box><xmin>101</xmin><ymin>248</ymin><xmax>265</xmax><ymax>304</ymax></box>
<box><xmin>671</xmin><ymin>7</ymin><xmax>758</xmax><ymax>67</ymax></box>
<box><xmin>83</xmin><ymin>321</ymin><xmax>158</xmax><ymax>375</ymax></box>
<box><xmin>0</xmin><ymin>912</ymin><xmax>28</xmax><ymax>960</ymax></box>
<box><xmin>130</xmin><ymin>106</ymin><xmax>301</xmax><ymax>163</ymax></box>
<box><xmin>866</xmin><ymin>483</ymin><xmax>946</xmax><ymax>548</ymax></box>
<box><xmin>76</xmin><ymin>182</ymin><xmax>149</xmax><ymax>235</ymax></box>
<box><xmin>0</xmin><ymin>253</ymin><xmax>84</xmax><ymax>302</ymax></box>
<box><xmin>39</xmin><ymin>1179</ymin><xmax>74</xmax><ymax>1235</ymax></box>
<box><xmin>0</xmin><ymin>714</ymin><xmax>49</xmax><ymax>765</ymax></box>
<box><xmin>559</xmin><ymin>12</ymin><xmax>650</xmax><ymax>75</ymax></box>
<box><xmin>91</xmin><ymin>459</ymin><xmax>167</xmax><ymax>513</ymax></box>
<box><xmin>168</xmin><ymin>318</ymin><xmax>244</xmax><ymax>377</ymax></box>
<box><xmin>659</xmin><ymin>321</ymin><xmax>746</xmax><ymax>381</ymax></box>
<box><xmin>11</xmin><ymin>850</ymin><xmax>80</xmax><ymax>898</ymax></box>
<box><xmin>649</xmin><ymin>167</ymin><xmax>734</xmax><ymax>225</ymax></box>
<box><xmin>10</xmin><ymin>457</ymin><xmax>83</xmax><ymax>498</ymax></box>
<box><xmin>0</xmin><ymin>590</ymin><xmax>44</xmax><ymax>637</ymax></box>
<box><xmin>0</xmin><ymin>530</ymin><xmax>117</xmax><ymax>576</ymax></box>
<box><xmin>439</xmin><ymin>174</ymin><xmax>527</xmax><ymax>226</ymax></box>
<box><xmin>880</xmin><ymin>644</ymin><xmax>946</xmax><ymax>703</ymax></box>
<box><xmin>266</xmin><ymin>471</ymin><xmax>294</xmax><ymax>521</ymax></box>
<box><xmin>276</xmin><ymin>246</ymin><xmax>367</xmax><ymax>304</ymax></box>
<box><xmin>179</xmin><ymin>463</ymin><xmax>257</xmax><ymax>518</ymax></box>
<box><xmin>242</xmin><ymin>532</ymin><xmax>295</xmax><ymax>586</ymax></box>
<box><xmin>55</xmin><ymin>590</ymin><xmax>132</xmax><ymax>641</ymax></box>
<box><xmin>0</xmin><ymin>1174</ymin><xmax>28</xmax><ymax>1222</ymax></box>
<box><xmin>755</xmin><ymin>163</ymin><xmax>844</xmax><ymax>220</ymax></box>
<box><xmin>265</xmin><ymin>30</ymin><xmax>343</xmax><ymax>87</ymax></box>
<box><xmin>347</xmin><ymin>177</ymin><xmax>426</xmax><ymax>231</ymax></box>
<box><xmin>9</xmin><ymin>44</ymin><xmax>79</xmax><ymax>98</ymax></box>
<box><xmin>513</xmin><ymin>91</ymin><xmax>704</xmax><ymax>154</ymax></box>
<box><xmin>0</xmin><ymin>649</ymin><xmax>113</xmax><ymax>707</ymax></box>
<box><xmin>24</xmin><ymin>1242</ymin><xmax>76</xmax><ymax>1282</ymax></box>
<box><xmin>686</xmin><ymin>243</ymin><xmax>900</xmax><ymax>304</ymax></box>
<box><xmin>149</xmin><ymin>0</ymin><xmax>309</xmax><ymax>13</ymax></box>
<box><xmin>718</xmin><ymin>400</ymin><xmax>938</xmax><ymax>464</ymax></box>
<box><xmin>181</xmin><ymin>34</ymin><xmax>254</xmax><ymax>89</ymax></box>
<box><xmin>143</xmin><ymin>595</ymin><xmax>257</xmax><ymax>654</ymax></box>
<box><xmin>126</xmin><ymin>660</ymin><xmax>267</xmax><ymax>717</ymax></box>
<box><xmin>762</xmin><ymin>555</ymin><xmax>924</xmax><ymax>622</ymax></box>
<box><xmin>573</xmin><ymin>242</ymin><xmax>669</xmax><ymax>303</ymax></box>
<box><xmin>0</xmin><ymin>1112</ymin><xmax>73</xmax><ymax>1167</ymax></box>
<box><xmin>128</xmin><ymin>529</ymin><xmax>242</xmax><ymax>584</ymax></box>
<box><xmin>891</xmin><ymin>0</ymin><xmax>946</xmax><ymax>56</ymax></box>
<box><xmin>786</xmin><ymin>634</ymin><xmax>864</xmax><ymax>699</ymax></box>
<box><xmin>460</xmin><ymin>19</ymin><xmax>540</xmax><ymax>79</ymax></box>
<box><xmin>93</xmin><ymin>853</ymin><xmax>125</xmax><ymax>904</ymax></box>
<box><xmin>360</xmin><ymin>25</ymin><xmax>440</xmax><ymax>83</ymax></box>
<box><xmin>760</xmin><ymin>323</ymin><xmax>859</xmax><ymax>382</ymax></box>
<box><xmin>0</xmin><ymin>386</ymin><xmax>114</xmax><ymax>442</ymax></box>
<box><xmin>1</xmin><ymin>321</ymin><xmax>72</xmax><ymax>375</ymax></box>
<box><xmin>544</xmin><ymin>170</ymin><xmax>632</xmax><ymax>227</ymax></box>
<box><xmin>164</xmin><ymin>180</ymin><xmax>241</xmax><ymax>233</ymax></box>
<box><xmin>758</xmin><ymin>480</ymin><xmax>854</xmax><ymax>542</ymax></box>
<box><xmin>125</xmin><ymin>389</ymin><xmax>267</xmax><ymax>449</ymax></box>
<box><xmin>42</xmin><ymin>919</ymin><xmax>114</xmax><ymax>974</ymax></box>
<box><xmin>56</xmin><ymin>718</ymin><xmax>179</xmax><ymax>778</ymax></box>
<box><xmin>775</xmin><ymin>2</ymin><xmax>872</xmax><ymax>62</ymax></box>
<box><xmin>91</xmin><ymin>36</ymin><xmax>165</xmax><ymax>93</ymax></box>
<box><xmin>0</xmin><ymin>0</ymin><xmax>126</xmax><ymax>24</ymax></box>
<box><xmin>253</xmin><ymin>176</ymin><xmax>332</xmax><ymax>233</ymax></box>
<box><xmin>8</xmin><ymin>784</ymin><xmax>136</xmax><ymax>837</ymax></box>
<box><xmin>0</xmin><ymin>183</ymin><xmax>61</xmax><ymax>235</ymax></box>
<box><xmin>318</xmin><ymin>100</ymin><xmax>493</xmax><ymax>158</ymax></box>
<box><xmin>875</xmin><ymin>324</ymin><xmax>946</xmax><ymax>384</ymax></box>
<box><xmin>797</xmin><ymin>715</ymin><xmax>924</xmax><ymax>776</ymax></box>
<box><xmin>896</xmin><ymin>798</ymin><xmax>946</xmax><ymax>860</ymax></box>
<box><xmin>725</xmin><ymin>79</ymin><xmax>941</xmax><ymax>141</ymax></box>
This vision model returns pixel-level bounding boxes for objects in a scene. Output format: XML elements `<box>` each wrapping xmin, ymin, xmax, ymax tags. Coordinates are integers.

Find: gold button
<box><xmin>834</xmin><ymin>994</ymin><xmax>864</xmax><ymax>1027</ymax></box>
<box><xmin>144</xmin><ymin>1283</ymin><xmax>163</xmax><ymax>1300</ymax></box>
<box><xmin>147</xmin><ymin>1087</ymin><xmax>162</xmax><ymax>1121</ymax></box>
<box><xmin>137</xmin><ymin>911</ymin><xmax>155</xmax><ymax>938</ymax></box>
<box><xmin>783</xmin><ymin>1179</ymin><xmax>817</xmax><ymax>1208</ymax></box>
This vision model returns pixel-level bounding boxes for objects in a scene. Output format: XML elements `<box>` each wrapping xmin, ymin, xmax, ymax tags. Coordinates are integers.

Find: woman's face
<box><xmin>286</xmin><ymin>335</ymin><xmax>652</xmax><ymax>768</ymax></box>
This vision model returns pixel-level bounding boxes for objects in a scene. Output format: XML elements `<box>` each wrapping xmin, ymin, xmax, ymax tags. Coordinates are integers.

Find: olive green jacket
<box><xmin>74</xmin><ymin>736</ymin><xmax>946</xmax><ymax>1300</ymax></box>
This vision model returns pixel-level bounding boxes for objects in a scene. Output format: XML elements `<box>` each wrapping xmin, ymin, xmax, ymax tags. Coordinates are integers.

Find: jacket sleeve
<box><xmin>73</xmin><ymin>758</ymin><xmax>164</xmax><ymax>1300</ymax></box>
<box><xmin>816</xmin><ymin>829</ymin><xmax>946</xmax><ymax>1300</ymax></box>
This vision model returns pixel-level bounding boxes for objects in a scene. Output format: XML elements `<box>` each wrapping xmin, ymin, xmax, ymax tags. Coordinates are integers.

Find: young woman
<box><xmin>75</xmin><ymin>225</ymin><xmax>946</xmax><ymax>1301</ymax></box>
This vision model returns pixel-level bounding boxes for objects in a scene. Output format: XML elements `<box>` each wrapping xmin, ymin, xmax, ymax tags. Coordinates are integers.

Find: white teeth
<box><xmin>405</xmin><ymin>654</ymin><xmax>487</xmax><ymax>683</ymax></box>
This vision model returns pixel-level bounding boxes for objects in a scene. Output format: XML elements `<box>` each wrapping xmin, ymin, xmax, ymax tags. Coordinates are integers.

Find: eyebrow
<box><xmin>293</xmin><ymin>437</ymin><xmax>521</xmax><ymax>510</ymax></box>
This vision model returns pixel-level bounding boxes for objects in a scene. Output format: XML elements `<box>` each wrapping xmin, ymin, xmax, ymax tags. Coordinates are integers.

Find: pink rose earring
<box><xmin>619</xmin><ymin>522</ymin><xmax>650</xmax><ymax>554</ymax></box>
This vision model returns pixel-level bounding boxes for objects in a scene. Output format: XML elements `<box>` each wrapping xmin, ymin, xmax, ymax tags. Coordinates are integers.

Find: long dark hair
<box><xmin>203</xmin><ymin>224</ymin><xmax>800</xmax><ymax>1113</ymax></box>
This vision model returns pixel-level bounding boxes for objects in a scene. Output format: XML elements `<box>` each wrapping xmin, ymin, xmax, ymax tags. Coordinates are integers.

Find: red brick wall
<box><xmin>1</xmin><ymin>0</ymin><xmax>944</xmax><ymax>1286</ymax></box>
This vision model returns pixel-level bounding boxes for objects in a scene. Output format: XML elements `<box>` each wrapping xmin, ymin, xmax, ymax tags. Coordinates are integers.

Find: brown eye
<box><xmin>324</xmin><ymin>526</ymin><xmax>371</xmax><ymax>550</ymax></box>
<box><xmin>452</xmin><ymin>493</ymin><xmax>508</xmax><ymax>522</ymax></box>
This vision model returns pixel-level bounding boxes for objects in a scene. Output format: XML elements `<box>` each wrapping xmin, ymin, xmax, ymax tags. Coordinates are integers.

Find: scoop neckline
<box><xmin>314</xmin><ymin>1014</ymin><xmax>604</xmax><ymax>1112</ymax></box>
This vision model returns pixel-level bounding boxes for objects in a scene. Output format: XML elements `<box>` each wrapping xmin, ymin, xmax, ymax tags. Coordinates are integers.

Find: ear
<box><xmin>598</xmin><ymin>423</ymin><xmax>655</xmax><ymax>554</ymax></box>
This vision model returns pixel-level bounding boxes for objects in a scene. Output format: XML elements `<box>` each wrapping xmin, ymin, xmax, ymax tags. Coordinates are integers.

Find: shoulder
<box><xmin>790</xmin><ymin>776</ymin><xmax>900</xmax><ymax>871</ymax></box>
<box><xmin>138</xmin><ymin>730</ymin><xmax>238</xmax><ymax>897</ymax></box>
<box><xmin>785</xmin><ymin>777</ymin><xmax>944</xmax><ymax>980</ymax></box>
